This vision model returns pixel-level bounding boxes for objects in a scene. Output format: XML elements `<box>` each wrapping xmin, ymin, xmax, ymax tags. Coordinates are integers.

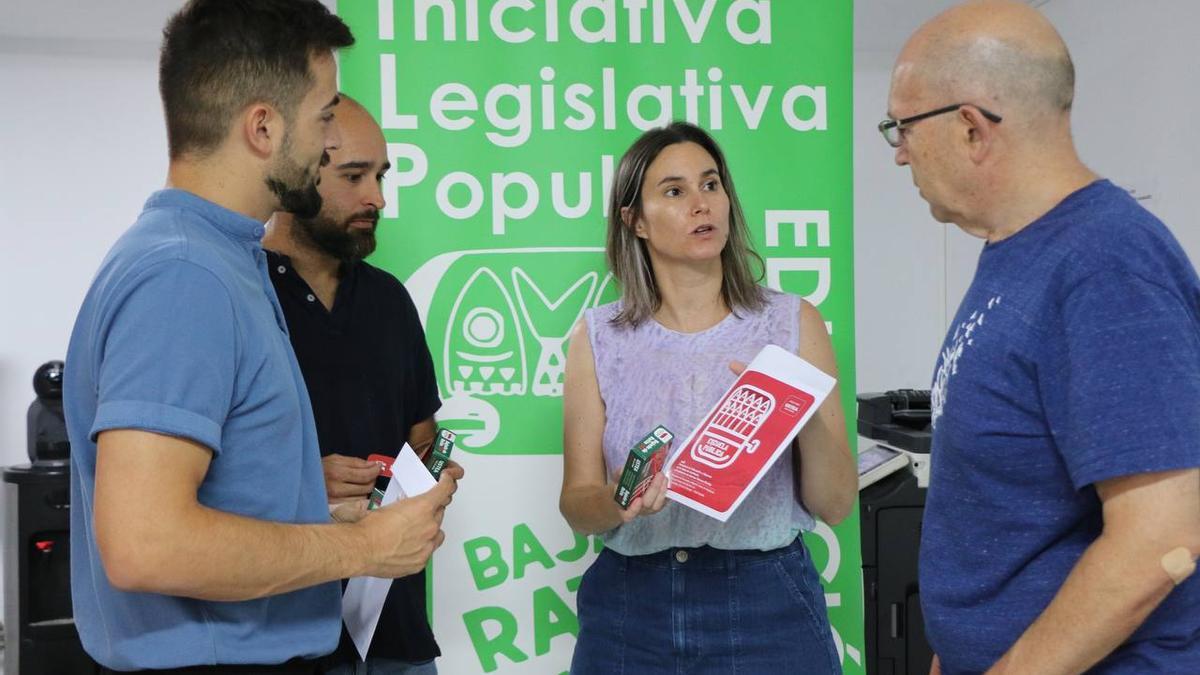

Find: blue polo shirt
<box><xmin>64</xmin><ymin>189</ymin><xmax>341</xmax><ymax>670</ymax></box>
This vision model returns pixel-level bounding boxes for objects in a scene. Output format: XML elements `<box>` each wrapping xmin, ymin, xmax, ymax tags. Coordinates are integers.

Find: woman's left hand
<box><xmin>618</xmin><ymin>472</ymin><xmax>669</xmax><ymax>523</ymax></box>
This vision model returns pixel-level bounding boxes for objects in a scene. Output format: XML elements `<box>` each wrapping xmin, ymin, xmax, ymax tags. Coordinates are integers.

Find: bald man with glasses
<box><xmin>884</xmin><ymin>1</ymin><xmax>1200</xmax><ymax>674</ymax></box>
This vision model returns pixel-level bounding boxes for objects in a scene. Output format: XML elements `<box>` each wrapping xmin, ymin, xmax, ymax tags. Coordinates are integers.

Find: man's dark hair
<box><xmin>159</xmin><ymin>0</ymin><xmax>354</xmax><ymax>159</ymax></box>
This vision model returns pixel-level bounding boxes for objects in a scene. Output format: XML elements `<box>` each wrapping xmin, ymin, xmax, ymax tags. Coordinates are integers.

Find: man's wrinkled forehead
<box><xmin>324</xmin><ymin>110</ymin><xmax>388</xmax><ymax>171</ymax></box>
<box><xmin>331</xmin><ymin>158</ymin><xmax>391</xmax><ymax>175</ymax></box>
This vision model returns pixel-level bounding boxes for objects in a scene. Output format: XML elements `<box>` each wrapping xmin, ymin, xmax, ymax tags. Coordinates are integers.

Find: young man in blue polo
<box><xmin>64</xmin><ymin>2</ymin><xmax>458</xmax><ymax>672</ymax></box>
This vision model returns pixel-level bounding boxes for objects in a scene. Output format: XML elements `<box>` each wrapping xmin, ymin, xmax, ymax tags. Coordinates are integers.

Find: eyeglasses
<box><xmin>878</xmin><ymin>104</ymin><xmax>1003</xmax><ymax>148</ymax></box>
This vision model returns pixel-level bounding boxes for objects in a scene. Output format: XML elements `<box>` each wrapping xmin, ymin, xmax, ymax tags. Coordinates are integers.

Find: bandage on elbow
<box><xmin>1161</xmin><ymin>547</ymin><xmax>1197</xmax><ymax>585</ymax></box>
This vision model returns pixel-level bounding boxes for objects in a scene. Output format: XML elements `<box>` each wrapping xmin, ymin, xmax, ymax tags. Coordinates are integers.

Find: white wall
<box><xmin>1044</xmin><ymin>0</ymin><xmax>1199</xmax><ymax>257</ymax></box>
<box><xmin>853</xmin><ymin>46</ymin><xmax>971</xmax><ymax>394</ymax></box>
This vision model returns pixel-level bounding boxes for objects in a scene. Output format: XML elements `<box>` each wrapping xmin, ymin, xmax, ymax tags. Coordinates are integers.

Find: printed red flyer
<box><xmin>664</xmin><ymin>344</ymin><xmax>835</xmax><ymax>521</ymax></box>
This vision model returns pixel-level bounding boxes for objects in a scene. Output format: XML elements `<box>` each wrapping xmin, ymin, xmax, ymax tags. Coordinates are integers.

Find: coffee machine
<box><xmin>3</xmin><ymin>360</ymin><xmax>96</xmax><ymax>673</ymax></box>
<box><xmin>27</xmin><ymin>360</ymin><xmax>70</xmax><ymax>466</ymax></box>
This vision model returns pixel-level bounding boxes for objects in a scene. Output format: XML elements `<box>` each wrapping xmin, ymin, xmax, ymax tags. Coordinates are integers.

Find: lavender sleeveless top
<box><xmin>585</xmin><ymin>289</ymin><xmax>816</xmax><ymax>556</ymax></box>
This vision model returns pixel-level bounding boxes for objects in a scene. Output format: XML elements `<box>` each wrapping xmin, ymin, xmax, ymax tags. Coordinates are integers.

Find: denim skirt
<box><xmin>570</xmin><ymin>537</ymin><xmax>840</xmax><ymax>674</ymax></box>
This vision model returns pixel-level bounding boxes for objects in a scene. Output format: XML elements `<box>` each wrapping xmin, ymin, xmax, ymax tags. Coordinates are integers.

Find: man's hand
<box><xmin>94</xmin><ymin>429</ymin><xmax>449</xmax><ymax>599</ymax></box>
<box><xmin>323</xmin><ymin>454</ymin><xmax>381</xmax><ymax>503</ymax></box>
<box><xmin>330</xmin><ymin>500</ymin><xmax>368</xmax><ymax>524</ymax></box>
<box><xmin>930</xmin><ymin>654</ymin><xmax>941</xmax><ymax>675</ymax></box>
<box><xmin>356</xmin><ymin>473</ymin><xmax>458</xmax><ymax>578</ymax></box>
<box><xmin>440</xmin><ymin>459</ymin><xmax>466</xmax><ymax>483</ymax></box>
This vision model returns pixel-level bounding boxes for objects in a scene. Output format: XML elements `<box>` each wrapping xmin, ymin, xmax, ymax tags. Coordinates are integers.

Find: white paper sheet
<box><xmin>342</xmin><ymin>443</ymin><xmax>438</xmax><ymax>660</ymax></box>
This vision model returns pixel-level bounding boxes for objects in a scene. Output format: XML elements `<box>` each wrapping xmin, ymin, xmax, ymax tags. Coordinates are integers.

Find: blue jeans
<box><xmin>321</xmin><ymin>658</ymin><xmax>436</xmax><ymax>675</ymax></box>
<box><xmin>571</xmin><ymin>537</ymin><xmax>840</xmax><ymax>674</ymax></box>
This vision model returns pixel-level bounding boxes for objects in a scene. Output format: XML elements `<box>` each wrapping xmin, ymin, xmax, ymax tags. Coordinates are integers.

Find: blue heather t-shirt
<box><xmin>922</xmin><ymin>180</ymin><xmax>1200</xmax><ymax>674</ymax></box>
<box><xmin>64</xmin><ymin>190</ymin><xmax>340</xmax><ymax>670</ymax></box>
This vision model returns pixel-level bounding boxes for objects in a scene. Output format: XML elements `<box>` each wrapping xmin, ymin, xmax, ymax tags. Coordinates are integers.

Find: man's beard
<box><xmin>293</xmin><ymin>208</ymin><xmax>379</xmax><ymax>263</ymax></box>
<box><xmin>266</xmin><ymin>146</ymin><xmax>329</xmax><ymax>220</ymax></box>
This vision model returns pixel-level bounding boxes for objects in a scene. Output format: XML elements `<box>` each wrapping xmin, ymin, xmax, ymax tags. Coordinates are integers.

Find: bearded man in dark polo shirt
<box><xmin>263</xmin><ymin>95</ymin><xmax>463</xmax><ymax>675</ymax></box>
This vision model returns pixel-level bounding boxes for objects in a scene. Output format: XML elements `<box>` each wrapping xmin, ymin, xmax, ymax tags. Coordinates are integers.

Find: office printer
<box><xmin>857</xmin><ymin>389</ymin><xmax>933</xmax><ymax>675</ymax></box>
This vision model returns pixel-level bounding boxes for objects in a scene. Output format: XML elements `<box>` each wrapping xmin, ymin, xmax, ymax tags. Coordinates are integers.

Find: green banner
<box><xmin>339</xmin><ymin>1</ymin><xmax>860</xmax><ymax>672</ymax></box>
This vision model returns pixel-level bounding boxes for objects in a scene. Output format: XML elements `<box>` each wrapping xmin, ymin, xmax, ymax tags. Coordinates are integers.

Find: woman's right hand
<box><xmin>616</xmin><ymin>472</ymin><xmax>669</xmax><ymax>523</ymax></box>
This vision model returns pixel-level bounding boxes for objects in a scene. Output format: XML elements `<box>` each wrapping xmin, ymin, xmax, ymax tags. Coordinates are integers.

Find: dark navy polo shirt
<box><xmin>267</xmin><ymin>250</ymin><xmax>441</xmax><ymax>663</ymax></box>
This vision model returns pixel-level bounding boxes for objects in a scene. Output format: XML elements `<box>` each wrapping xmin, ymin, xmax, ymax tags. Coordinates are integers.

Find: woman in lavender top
<box><xmin>560</xmin><ymin>122</ymin><xmax>856</xmax><ymax>674</ymax></box>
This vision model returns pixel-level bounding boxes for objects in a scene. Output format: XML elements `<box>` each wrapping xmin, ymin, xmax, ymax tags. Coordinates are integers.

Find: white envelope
<box><xmin>664</xmin><ymin>344</ymin><xmax>835</xmax><ymax>521</ymax></box>
<box><xmin>342</xmin><ymin>443</ymin><xmax>437</xmax><ymax>661</ymax></box>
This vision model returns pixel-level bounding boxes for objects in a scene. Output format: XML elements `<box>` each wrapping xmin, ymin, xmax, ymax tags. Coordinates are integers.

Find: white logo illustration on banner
<box><xmin>931</xmin><ymin>295</ymin><xmax>1001</xmax><ymax>428</ymax></box>
<box><xmin>690</xmin><ymin>384</ymin><xmax>775</xmax><ymax>469</ymax></box>
<box><xmin>408</xmin><ymin>248</ymin><xmax>613</xmax><ymax>449</ymax></box>
<box><xmin>447</xmin><ymin>268</ymin><xmax>528</xmax><ymax>397</ymax></box>
<box><xmin>512</xmin><ymin>268</ymin><xmax>598</xmax><ymax>397</ymax></box>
